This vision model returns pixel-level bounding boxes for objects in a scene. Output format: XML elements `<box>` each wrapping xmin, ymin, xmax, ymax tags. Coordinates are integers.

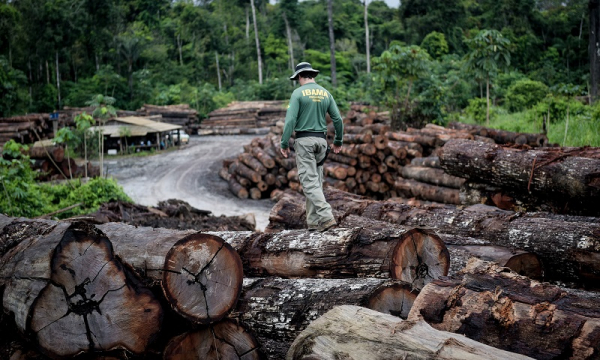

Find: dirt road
<box><xmin>106</xmin><ymin>135</ymin><xmax>274</xmax><ymax>230</ymax></box>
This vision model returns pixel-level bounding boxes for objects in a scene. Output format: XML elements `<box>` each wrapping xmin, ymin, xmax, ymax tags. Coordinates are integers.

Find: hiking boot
<box><xmin>317</xmin><ymin>218</ymin><xmax>337</xmax><ymax>232</ymax></box>
<box><xmin>307</xmin><ymin>224</ymin><xmax>319</xmax><ymax>231</ymax></box>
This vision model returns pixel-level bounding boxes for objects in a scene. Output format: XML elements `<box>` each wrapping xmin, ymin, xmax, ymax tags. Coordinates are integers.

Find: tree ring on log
<box><xmin>390</xmin><ymin>229</ymin><xmax>449</xmax><ymax>290</ymax></box>
<box><xmin>367</xmin><ymin>283</ymin><xmax>419</xmax><ymax>320</ymax></box>
<box><xmin>163</xmin><ymin>320</ymin><xmax>263</xmax><ymax>360</ymax></box>
<box><xmin>162</xmin><ymin>233</ymin><xmax>243</xmax><ymax>324</ymax></box>
<box><xmin>28</xmin><ymin>223</ymin><xmax>162</xmax><ymax>358</ymax></box>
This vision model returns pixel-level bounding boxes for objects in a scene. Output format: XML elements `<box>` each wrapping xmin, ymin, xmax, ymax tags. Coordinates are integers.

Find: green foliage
<box><xmin>465</xmin><ymin>98</ymin><xmax>497</xmax><ymax>123</ymax></box>
<box><xmin>420</xmin><ymin>31</ymin><xmax>449</xmax><ymax>59</ymax></box>
<box><xmin>505</xmin><ymin>79</ymin><xmax>549</xmax><ymax>111</ymax></box>
<box><xmin>0</xmin><ymin>139</ymin><xmax>131</xmax><ymax>218</ymax></box>
<box><xmin>463</xmin><ymin>29</ymin><xmax>511</xmax><ymax>81</ymax></box>
<box><xmin>0</xmin><ymin>56</ymin><xmax>27</xmax><ymax>117</ymax></box>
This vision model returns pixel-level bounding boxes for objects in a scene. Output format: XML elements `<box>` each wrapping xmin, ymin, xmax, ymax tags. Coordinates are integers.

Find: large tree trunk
<box><xmin>448</xmin><ymin>122</ymin><xmax>548</xmax><ymax>147</ymax></box>
<box><xmin>440</xmin><ymin>139</ymin><xmax>600</xmax><ymax>216</ymax></box>
<box><xmin>590</xmin><ymin>0</ymin><xmax>600</xmax><ymax>101</ymax></box>
<box><xmin>364</xmin><ymin>0</ymin><xmax>370</xmax><ymax>73</ymax></box>
<box><xmin>408</xmin><ymin>259</ymin><xmax>600</xmax><ymax>360</ymax></box>
<box><xmin>0</xmin><ymin>221</ymin><xmax>163</xmax><ymax>358</ymax></box>
<box><xmin>164</xmin><ymin>320</ymin><xmax>263</xmax><ymax>360</ymax></box>
<box><xmin>268</xmin><ymin>188</ymin><xmax>600</xmax><ymax>287</ymax></box>
<box><xmin>327</xmin><ymin>0</ymin><xmax>337</xmax><ymax>87</ymax></box>
<box><xmin>250</xmin><ymin>0</ymin><xmax>263</xmax><ymax>84</ymax></box>
<box><xmin>283</xmin><ymin>12</ymin><xmax>295</xmax><ymax>70</ymax></box>
<box><xmin>232</xmin><ymin>278</ymin><xmax>417</xmax><ymax>360</ymax></box>
<box><xmin>287</xmin><ymin>305</ymin><xmax>533</xmax><ymax>360</ymax></box>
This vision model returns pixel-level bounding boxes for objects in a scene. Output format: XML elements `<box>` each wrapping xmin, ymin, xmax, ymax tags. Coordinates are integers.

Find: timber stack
<box><xmin>137</xmin><ymin>104</ymin><xmax>198</xmax><ymax>134</ymax></box>
<box><xmin>0</xmin><ymin>113</ymin><xmax>55</xmax><ymax>148</ymax></box>
<box><xmin>200</xmin><ymin>101</ymin><xmax>287</xmax><ymax>135</ymax></box>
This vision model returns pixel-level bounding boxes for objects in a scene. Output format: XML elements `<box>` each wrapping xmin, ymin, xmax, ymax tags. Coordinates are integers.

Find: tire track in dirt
<box><xmin>107</xmin><ymin>135</ymin><xmax>274</xmax><ymax>230</ymax></box>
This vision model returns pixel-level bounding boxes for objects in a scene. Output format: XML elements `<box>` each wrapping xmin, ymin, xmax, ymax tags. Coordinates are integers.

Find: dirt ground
<box><xmin>105</xmin><ymin>135</ymin><xmax>274</xmax><ymax>230</ymax></box>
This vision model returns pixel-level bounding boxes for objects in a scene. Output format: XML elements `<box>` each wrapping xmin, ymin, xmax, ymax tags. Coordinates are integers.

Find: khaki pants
<box><xmin>294</xmin><ymin>137</ymin><xmax>334</xmax><ymax>227</ymax></box>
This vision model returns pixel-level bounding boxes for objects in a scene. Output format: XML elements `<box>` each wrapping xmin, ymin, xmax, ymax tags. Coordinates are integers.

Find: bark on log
<box><xmin>408</xmin><ymin>259</ymin><xmax>600</xmax><ymax>360</ymax></box>
<box><xmin>250</xmin><ymin>147</ymin><xmax>275</xmax><ymax>169</ymax></box>
<box><xmin>410</xmin><ymin>156</ymin><xmax>440</xmax><ymax>168</ymax></box>
<box><xmin>343</xmin><ymin>133</ymin><xmax>372</xmax><ymax>144</ymax></box>
<box><xmin>400</xmin><ymin>165</ymin><xmax>466</xmax><ymax>189</ymax></box>
<box><xmin>232</xmin><ymin>278</ymin><xmax>416</xmax><ymax>360</ymax></box>
<box><xmin>239</xmin><ymin>153</ymin><xmax>267</xmax><ymax>176</ymax></box>
<box><xmin>323</xmin><ymin>163</ymin><xmax>347</xmax><ymax>180</ymax></box>
<box><xmin>162</xmin><ymin>233</ymin><xmax>244</xmax><ymax>324</ymax></box>
<box><xmin>447</xmin><ymin>245</ymin><xmax>543</xmax><ymax>278</ymax></box>
<box><xmin>394</xmin><ymin>178</ymin><xmax>461</xmax><ymax>204</ymax></box>
<box><xmin>449</xmin><ymin>122</ymin><xmax>549</xmax><ymax>147</ymax></box>
<box><xmin>268</xmin><ymin>188</ymin><xmax>600</xmax><ymax>287</ymax></box>
<box><xmin>0</xmin><ymin>221</ymin><xmax>162</xmax><ymax>358</ymax></box>
<box><xmin>386</xmin><ymin>141</ymin><xmax>408</xmax><ymax>159</ymax></box>
<box><xmin>440</xmin><ymin>139</ymin><xmax>600</xmax><ymax>215</ymax></box>
<box><xmin>386</xmin><ymin>131</ymin><xmax>436</xmax><ymax>148</ymax></box>
<box><xmin>287</xmin><ymin>305</ymin><xmax>533</xmax><ymax>360</ymax></box>
<box><xmin>327</xmin><ymin>152</ymin><xmax>357</xmax><ymax>166</ymax></box>
<box><xmin>163</xmin><ymin>320</ymin><xmax>263</xmax><ymax>360</ymax></box>
<box><xmin>230</xmin><ymin>161</ymin><xmax>261</xmax><ymax>183</ymax></box>
<box><xmin>229</xmin><ymin>177</ymin><xmax>249</xmax><ymax>199</ymax></box>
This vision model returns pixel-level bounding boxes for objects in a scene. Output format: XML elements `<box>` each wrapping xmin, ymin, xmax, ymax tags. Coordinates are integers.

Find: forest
<box><xmin>0</xmin><ymin>0</ymin><xmax>598</xmax><ymax>145</ymax></box>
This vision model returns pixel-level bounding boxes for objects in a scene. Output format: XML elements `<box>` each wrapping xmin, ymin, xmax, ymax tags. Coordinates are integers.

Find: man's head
<box><xmin>290</xmin><ymin>62</ymin><xmax>319</xmax><ymax>81</ymax></box>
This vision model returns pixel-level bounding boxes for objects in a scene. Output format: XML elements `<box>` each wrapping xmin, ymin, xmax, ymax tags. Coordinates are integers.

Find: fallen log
<box><xmin>26</xmin><ymin>145</ymin><xmax>65</xmax><ymax>163</ymax></box>
<box><xmin>440</xmin><ymin>139</ymin><xmax>600</xmax><ymax>215</ymax></box>
<box><xmin>400</xmin><ymin>165</ymin><xmax>466</xmax><ymax>189</ymax></box>
<box><xmin>233</xmin><ymin>278</ymin><xmax>416</xmax><ymax>360</ymax></box>
<box><xmin>251</xmin><ymin>147</ymin><xmax>275</xmax><ymax>169</ymax></box>
<box><xmin>239</xmin><ymin>153</ymin><xmax>267</xmax><ymax>175</ymax></box>
<box><xmin>447</xmin><ymin>245</ymin><xmax>543</xmax><ymax>278</ymax></box>
<box><xmin>327</xmin><ymin>152</ymin><xmax>357</xmax><ymax>166</ymax></box>
<box><xmin>386</xmin><ymin>131</ymin><xmax>436</xmax><ymax>148</ymax></box>
<box><xmin>394</xmin><ymin>178</ymin><xmax>461</xmax><ymax>204</ymax></box>
<box><xmin>449</xmin><ymin>122</ymin><xmax>549</xmax><ymax>147</ymax></box>
<box><xmin>268</xmin><ymin>188</ymin><xmax>600</xmax><ymax>287</ymax></box>
<box><xmin>287</xmin><ymin>305</ymin><xmax>533</xmax><ymax>360</ymax></box>
<box><xmin>231</xmin><ymin>160</ymin><xmax>261</xmax><ymax>183</ymax></box>
<box><xmin>0</xmin><ymin>221</ymin><xmax>162</xmax><ymax>358</ymax></box>
<box><xmin>163</xmin><ymin>320</ymin><xmax>263</xmax><ymax>360</ymax></box>
<box><xmin>228</xmin><ymin>177</ymin><xmax>249</xmax><ymax>199</ymax></box>
<box><xmin>410</xmin><ymin>156</ymin><xmax>440</xmax><ymax>168</ymax></box>
<box><xmin>408</xmin><ymin>259</ymin><xmax>600</xmax><ymax>360</ymax></box>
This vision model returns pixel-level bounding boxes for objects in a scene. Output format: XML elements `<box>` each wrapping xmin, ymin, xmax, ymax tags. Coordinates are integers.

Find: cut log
<box><xmin>386</xmin><ymin>131</ymin><xmax>436</xmax><ymax>148</ymax></box>
<box><xmin>440</xmin><ymin>139</ymin><xmax>600</xmax><ymax>215</ymax></box>
<box><xmin>233</xmin><ymin>278</ymin><xmax>415</xmax><ymax>360</ymax></box>
<box><xmin>242</xmin><ymin>226</ymin><xmax>446</xmax><ymax>279</ymax></box>
<box><xmin>410</xmin><ymin>156</ymin><xmax>440</xmax><ymax>168</ymax></box>
<box><xmin>343</xmin><ymin>133</ymin><xmax>372</xmax><ymax>144</ymax></box>
<box><xmin>356</xmin><ymin>143</ymin><xmax>377</xmax><ymax>155</ymax></box>
<box><xmin>230</xmin><ymin>161</ymin><xmax>261</xmax><ymax>183</ymax></box>
<box><xmin>386</xmin><ymin>141</ymin><xmax>408</xmax><ymax>159</ymax></box>
<box><xmin>400</xmin><ymin>165</ymin><xmax>466</xmax><ymax>189</ymax></box>
<box><xmin>287</xmin><ymin>305</ymin><xmax>533</xmax><ymax>360</ymax></box>
<box><xmin>323</xmin><ymin>162</ymin><xmax>347</xmax><ymax>180</ymax></box>
<box><xmin>366</xmin><ymin>282</ymin><xmax>418</xmax><ymax>319</ymax></box>
<box><xmin>27</xmin><ymin>145</ymin><xmax>65</xmax><ymax>162</ymax></box>
<box><xmin>449</xmin><ymin>122</ymin><xmax>549</xmax><ymax>147</ymax></box>
<box><xmin>447</xmin><ymin>245</ymin><xmax>543</xmax><ymax>279</ymax></box>
<box><xmin>408</xmin><ymin>259</ymin><xmax>600</xmax><ymax>360</ymax></box>
<box><xmin>327</xmin><ymin>152</ymin><xmax>357</xmax><ymax>166</ymax></box>
<box><xmin>162</xmin><ymin>233</ymin><xmax>244</xmax><ymax>324</ymax></box>
<box><xmin>394</xmin><ymin>178</ymin><xmax>460</xmax><ymax>204</ymax></box>
<box><xmin>239</xmin><ymin>153</ymin><xmax>267</xmax><ymax>176</ymax></box>
<box><xmin>250</xmin><ymin>147</ymin><xmax>275</xmax><ymax>168</ymax></box>
<box><xmin>384</xmin><ymin>155</ymin><xmax>398</xmax><ymax>169</ymax></box>
<box><xmin>164</xmin><ymin>320</ymin><xmax>263</xmax><ymax>360</ymax></box>
<box><xmin>249</xmin><ymin>187</ymin><xmax>262</xmax><ymax>199</ymax></box>
<box><xmin>391</xmin><ymin>229</ymin><xmax>450</xmax><ymax>289</ymax></box>
<box><xmin>0</xmin><ymin>221</ymin><xmax>162</xmax><ymax>358</ymax></box>
<box><xmin>268</xmin><ymin>188</ymin><xmax>600</xmax><ymax>287</ymax></box>
<box><xmin>228</xmin><ymin>177</ymin><xmax>249</xmax><ymax>199</ymax></box>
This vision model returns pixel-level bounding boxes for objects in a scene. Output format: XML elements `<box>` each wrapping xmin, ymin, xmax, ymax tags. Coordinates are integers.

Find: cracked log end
<box><xmin>367</xmin><ymin>283</ymin><xmax>419</xmax><ymax>320</ymax></box>
<box><xmin>28</xmin><ymin>223</ymin><xmax>162</xmax><ymax>358</ymax></box>
<box><xmin>391</xmin><ymin>229</ymin><xmax>449</xmax><ymax>290</ymax></box>
<box><xmin>164</xmin><ymin>320</ymin><xmax>263</xmax><ymax>360</ymax></box>
<box><xmin>162</xmin><ymin>233</ymin><xmax>243</xmax><ymax>324</ymax></box>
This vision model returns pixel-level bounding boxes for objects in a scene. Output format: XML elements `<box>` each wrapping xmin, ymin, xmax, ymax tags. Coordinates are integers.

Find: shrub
<box><xmin>421</xmin><ymin>31</ymin><xmax>449</xmax><ymax>59</ymax></box>
<box><xmin>505</xmin><ymin>79</ymin><xmax>549</xmax><ymax>111</ymax></box>
<box><xmin>465</xmin><ymin>98</ymin><xmax>496</xmax><ymax>123</ymax></box>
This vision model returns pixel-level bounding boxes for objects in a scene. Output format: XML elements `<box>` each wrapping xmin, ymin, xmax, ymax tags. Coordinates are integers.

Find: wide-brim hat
<box><xmin>289</xmin><ymin>62</ymin><xmax>319</xmax><ymax>80</ymax></box>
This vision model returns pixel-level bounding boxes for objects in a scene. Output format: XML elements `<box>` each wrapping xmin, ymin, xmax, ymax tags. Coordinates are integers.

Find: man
<box><xmin>280</xmin><ymin>62</ymin><xmax>344</xmax><ymax>232</ymax></box>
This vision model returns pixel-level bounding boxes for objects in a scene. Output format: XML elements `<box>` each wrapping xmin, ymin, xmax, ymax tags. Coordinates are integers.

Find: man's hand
<box><xmin>280</xmin><ymin>147</ymin><xmax>290</xmax><ymax>158</ymax></box>
<box><xmin>332</xmin><ymin>144</ymin><xmax>342</xmax><ymax>154</ymax></box>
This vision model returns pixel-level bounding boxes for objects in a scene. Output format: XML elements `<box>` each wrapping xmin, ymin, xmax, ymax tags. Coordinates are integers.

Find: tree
<box><xmin>590</xmin><ymin>0</ymin><xmax>600</xmax><ymax>101</ymax></box>
<box><xmin>463</xmin><ymin>30</ymin><xmax>511</xmax><ymax>125</ymax></box>
<box><xmin>374</xmin><ymin>44</ymin><xmax>431</xmax><ymax>130</ymax></box>
<box><xmin>327</xmin><ymin>0</ymin><xmax>337</xmax><ymax>87</ymax></box>
<box><xmin>250</xmin><ymin>0</ymin><xmax>263</xmax><ymax>84</ymax></box>
<box><xmin>74</xmin><ymin>112</ymin><xmax>94</xmax><ymax>178</ymax></box>
<box><xmin>364</xmin><ymin>0</ymin><xmax>371</xmax><ymax>73</ymax></box>
<box><xmin>86</xmin><ymin>94</ymin><xmax>116</xmax><ymax>178</ymax></box>
<box><xmin>54</xmin><ymin>127</ymin><xmax>76</xmax><ymax>180</ymax></box>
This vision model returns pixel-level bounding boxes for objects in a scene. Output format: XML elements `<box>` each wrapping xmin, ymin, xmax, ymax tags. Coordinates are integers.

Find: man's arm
<box><xmin>281</xmin><ymin>92</ymin><xmax>300</xmax><ymax>157</ymax></box>
<box><xmin>327</xmin><ymin>94</ymin><xmax>344</xmax><ymax>153</ymax></box>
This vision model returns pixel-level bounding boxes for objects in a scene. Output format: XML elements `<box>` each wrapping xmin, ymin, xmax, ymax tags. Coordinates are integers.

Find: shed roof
<box><xmin>113</xmin><ymin>116</ymin><xmax>182</xmax><ymax>132</ymax></box>
<box><xmin>88</xmin><ymin>116</ymin><xmax>182</xmax><ymax>137</ymax></box>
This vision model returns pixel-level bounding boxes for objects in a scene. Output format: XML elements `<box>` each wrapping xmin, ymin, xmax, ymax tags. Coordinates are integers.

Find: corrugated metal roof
<box><xmin>88</xmin><ymin>125</ymin><xmax>150</xmax><ymax>137</ymax></box>
<box><xmin>114</xmin><ymin>116</ymin><xmax>182</xmax><ymax>132</ymax></box>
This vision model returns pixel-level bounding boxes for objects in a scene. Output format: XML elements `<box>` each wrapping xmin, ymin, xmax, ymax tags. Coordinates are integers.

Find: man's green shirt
<box><xmin>280</xmin><ymin>82</ymin><xmax>344</xmax><ymax>149</ymax></box>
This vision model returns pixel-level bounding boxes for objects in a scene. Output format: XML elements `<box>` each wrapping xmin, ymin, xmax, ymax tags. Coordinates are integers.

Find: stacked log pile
<box><xmin>200</xmin><ymin>101</ymin><xmax>287</xmax><ymax>135</ymax></box>
<box><xmin>0</xmin><ymin>113</ymin><xmax>55</xmax><ymax>148</ymax></box>
<box><xmin>440</xmin><ymin>138</ymin><xmax>600</xmax><ymax>216</ymax></box>
<box><xmin>137</xmin><ymin>104</ymin><xmax>198</xmax><ymax>134</ymax></box>
<box><xmin>27</xmin><ymin>143</ymin><xmax>100</xmax><ymax>181</ymax></box>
